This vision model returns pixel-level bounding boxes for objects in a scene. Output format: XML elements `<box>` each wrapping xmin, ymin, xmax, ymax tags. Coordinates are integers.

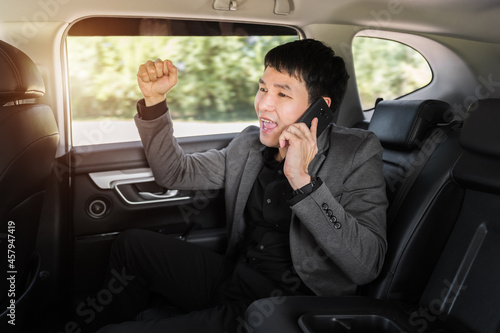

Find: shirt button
<box><xmin>278</xmin><ymin>170</ymin><xmax>283</xmax><ymax>175</ymax></box>
<box><xmin>329</xmin><ymin>216</ymin><xmax>337</xmax><ymax>223</ymax></box>
<box><xmin>259</xmin><ymin>245</ymin><xmax>265</xmax><ymax>250</ymax></box>
<box><xmin>326</xmin><ymin>209</ymin><xmax>334</xmax><ymax>217</ymax></box>
<box><xmin>266</xmin><ymin>199</ymin><xmax>271</xmax><ymax>204</ymax></box>
<box><xmin>322</xmin><ymin>203</ymin><xmax>329</xmax><ymax>210</ymax></box>
<box><xmin>275</xmin><ymin>224</ymin><xmax>279</xmax><ymax>228</ymax></box>
<box><xmin>333</xmin><ymin>222</ymin><xmax>342</xmax><ymax>229</ymax></box>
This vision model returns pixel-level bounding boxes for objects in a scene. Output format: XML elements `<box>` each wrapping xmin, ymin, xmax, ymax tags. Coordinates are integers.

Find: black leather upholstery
<box><xmin>368</xmin><ymin>99</ymin><xmax>451</xmax><ymax>150</ymax></box>
<box><xmin>460</xmin><ymin>98</ymin><xmax>500</xmax><ymax>156</ymax></box>
<box><xmin>367</xmin><ymin>126</ymin><xmax>463</xmax><ymax>303</ymax></box>
<box><xmin>369</xmin><ymin>99</ymin><xmax>452</xmax><ymax>208</ymax></box>
<box><xmin>417</xmin><ymin>99</ymin><xmax>500</xmax><ymax>332</ymax></box>
<box><xmin>0</xmin><ymin>40</ymin><xmax>59</xmax><ymax>329</ymax></box>
<box><xmin>453</xmin><ymin>99</ymin><xmax>500</xmax><ymax>194</ymax></box>
<box><xmin>361</xmin><ymin>100</ymin><xmax>464</xmax><ymax>302</ymax></box>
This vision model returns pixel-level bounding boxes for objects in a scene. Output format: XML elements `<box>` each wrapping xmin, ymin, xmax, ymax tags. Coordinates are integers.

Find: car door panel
<box><xmin>71</xmin><ymin>134</ymin><xmax>233</xmax><ymax>295</ymax></box>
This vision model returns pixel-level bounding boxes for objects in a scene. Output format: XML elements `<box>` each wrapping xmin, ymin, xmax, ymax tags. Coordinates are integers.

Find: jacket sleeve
<box><xmin>290</xmin><ymin>132</ymin><xmax>388</xmax><ymax>286</ymax></box>
<box><xmin>134</xmin><ymin>110</ymin><xmax>227</xmax><ymax>191</ymax></box>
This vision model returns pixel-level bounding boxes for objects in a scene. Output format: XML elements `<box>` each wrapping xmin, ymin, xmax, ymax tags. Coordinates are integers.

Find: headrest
<box><xmin>368</xmin><ymin>100</ymin><xmax>450</xmax><ymax>150</ymax></box>
<box><xmin>460</xmin><ymin>99</ymin><xmax>500</xmax><ymax>157</ymax></box>
<box><xmin>0</xmin><ymin>40</ymin><xmax>45</xmax><ymax>105</ymax></box>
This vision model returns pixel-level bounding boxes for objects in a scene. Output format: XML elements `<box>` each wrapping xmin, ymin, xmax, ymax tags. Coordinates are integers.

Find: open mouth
<box><xmin>261</xmin><ymin>118</ymin><xmax>278</xmax><ymax>132</ymax></box>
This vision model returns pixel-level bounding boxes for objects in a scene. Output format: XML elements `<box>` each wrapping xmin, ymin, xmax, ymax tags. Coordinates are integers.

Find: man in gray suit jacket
<box><xmin>98</xmin><ymin>39</ymin><xmax>387</xmax><ymax>333</ymax></box>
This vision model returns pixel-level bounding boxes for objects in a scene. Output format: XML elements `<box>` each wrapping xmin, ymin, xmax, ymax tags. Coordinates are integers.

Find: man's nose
<box><xmin>258</xmin><ymin>93</ymin><xmax>276</xmax><ymax>112</ymax></box>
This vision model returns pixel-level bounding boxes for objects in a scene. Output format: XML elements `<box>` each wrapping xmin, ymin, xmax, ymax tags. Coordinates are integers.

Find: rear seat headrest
<box><xmin>368</xmin><ymin>100</ymin><xmax>450</xmax><ymax>150</ymax></box>
<box><xmin>460</xmin><ymin>99</ymin><xmax>500</xmax><ymax>157</ymax></box>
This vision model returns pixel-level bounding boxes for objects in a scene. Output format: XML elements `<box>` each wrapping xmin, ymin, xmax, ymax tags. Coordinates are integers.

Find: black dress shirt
<box><xmin>241</xmin><ymin>147</ymin><xmax>313</xmax><ymax>295</ymax></box>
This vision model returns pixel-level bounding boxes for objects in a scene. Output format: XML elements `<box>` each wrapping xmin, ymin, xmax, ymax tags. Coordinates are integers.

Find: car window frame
<box><xmin>63</xmin><ymin>16</ymin><xmax>302</xmax><ymax>147</ymax></box>
<box><xmin>351</xmin><ymin>33</ymin><xmax>434</xmax><ymax>111</ymax></box>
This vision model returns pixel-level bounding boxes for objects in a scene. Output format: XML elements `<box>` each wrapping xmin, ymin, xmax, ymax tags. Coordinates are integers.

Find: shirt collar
<box><xmin>261</xmin><ymin>147</ymin><xmax>284</xmax><ymax>169</ymax></box>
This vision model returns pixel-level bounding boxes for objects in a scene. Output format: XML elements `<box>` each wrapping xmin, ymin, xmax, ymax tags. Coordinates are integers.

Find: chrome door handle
<box><xmin>89</xmin><ymin>168</ymin><xmax>191</xmax><ymax>205</ymax></box>
<box><xmin>138</xmin><ymin>190</ymin><xmax>179</xmax><ymax>200</ymax></box>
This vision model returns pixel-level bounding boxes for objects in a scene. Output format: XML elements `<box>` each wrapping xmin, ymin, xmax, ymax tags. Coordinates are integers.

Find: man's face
<box><xmin>254</xmin><ymin>66</ymin><xmax>310</xmax><ymax>148</ymax></box>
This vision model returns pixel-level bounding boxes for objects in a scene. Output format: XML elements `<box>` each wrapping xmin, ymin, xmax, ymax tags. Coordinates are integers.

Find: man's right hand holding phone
<box><xmin>279</xmin><ymin>118</ymin><xmax>319</xmax><ymax>191</ymax></box>
<box><xmin>137</xmin><ymin>59</ymin><xmax>178</xmax><ymax>106</ymax></box>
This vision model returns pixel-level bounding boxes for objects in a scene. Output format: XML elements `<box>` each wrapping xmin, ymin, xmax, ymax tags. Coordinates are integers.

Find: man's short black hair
<box><xmin>264</xmin><ymin>39</ymin><xmax>349</xmax><ymax>112</ymax></box>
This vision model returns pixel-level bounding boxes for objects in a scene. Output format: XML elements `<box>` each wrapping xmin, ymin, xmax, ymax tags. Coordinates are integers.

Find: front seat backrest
<box><xmin>0</xmin><ymin>40</ymin><xmax>59</xmax><ymax>312</ymax></box>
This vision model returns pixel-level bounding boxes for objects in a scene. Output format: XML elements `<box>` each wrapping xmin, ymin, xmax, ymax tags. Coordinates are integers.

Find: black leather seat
<box><xmin>368</xmin><ymin>99</ymin><xmax>452</xmax><ymax>208</ymax></box>
<box><xmin>0</xmin><ymin>40</ymin><xmax>59</xmax><ymax>330</ymax></box>
<box><xmin>366</xmin><ymin>99</ymin><xmax>464</xmax><ymax>302</ymax></box>
<box><xmin>415</xmin><ymin>98</ymin><xmax>500</xmax><ymax>332</ymax></box>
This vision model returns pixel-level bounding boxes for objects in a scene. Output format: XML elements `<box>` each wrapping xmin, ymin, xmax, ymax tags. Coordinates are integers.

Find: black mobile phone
<box><xmin>298</xmin><ymin>98</ymin><xmax>334</xmax><ymax>137</ymax></box>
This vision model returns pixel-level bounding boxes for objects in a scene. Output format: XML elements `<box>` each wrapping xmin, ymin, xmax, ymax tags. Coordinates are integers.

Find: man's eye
<box><xmin>278</xmin><ymin>92</ymin><xmax>289</xmax><ymax>98</ymax></box>
<box><xmin>259</xmin><ymin>87</ymin><xmax>267</xmax><ymax>93</ymax></box>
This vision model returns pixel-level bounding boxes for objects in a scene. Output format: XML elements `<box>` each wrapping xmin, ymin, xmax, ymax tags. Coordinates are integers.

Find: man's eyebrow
<box><xmin>274</xmin><ymin>83</ymin><xmax>292</xmax><ymax>91</ymax></box>
<box><xmin>258</xmin><ymin>78</ymin><xmax>292</xmax><ymax>91</ymax></box>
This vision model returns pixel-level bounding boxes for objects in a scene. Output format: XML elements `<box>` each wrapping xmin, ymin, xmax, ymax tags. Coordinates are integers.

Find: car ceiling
<box><xmin>2</xmin><ymin>0</ymin><xmax>500</xmax><ymax>43</ymax></box>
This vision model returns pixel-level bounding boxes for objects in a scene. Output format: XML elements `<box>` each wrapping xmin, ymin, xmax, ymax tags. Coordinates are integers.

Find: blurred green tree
<box><xmin>68</xmin><ymin>35</ymin><xmax>432</xmax><ymax>120</ymax></box>
<box><xmin>68</xmin><ymin>35</ymin><xmax>296</xmax><ymax>121</ymax></box>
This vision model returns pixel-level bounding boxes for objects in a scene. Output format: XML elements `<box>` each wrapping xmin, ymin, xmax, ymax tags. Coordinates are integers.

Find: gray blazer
<box><xmin>135</xmin><ymin>111</ymin><xmax>388</xmax><ymax>296</ymax></box>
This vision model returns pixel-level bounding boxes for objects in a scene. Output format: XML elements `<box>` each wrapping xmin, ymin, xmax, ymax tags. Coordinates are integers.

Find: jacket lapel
<box><xmin>227</xmin><ymin>149</ymin><xmax>264</xmax><ymax>250</ymax></box>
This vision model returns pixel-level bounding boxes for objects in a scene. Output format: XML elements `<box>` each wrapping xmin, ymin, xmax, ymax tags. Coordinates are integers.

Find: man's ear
<box><xmin>322</xmin><ymin>97</ymin><xmax>332</xmax><ymax>107</ymax></box>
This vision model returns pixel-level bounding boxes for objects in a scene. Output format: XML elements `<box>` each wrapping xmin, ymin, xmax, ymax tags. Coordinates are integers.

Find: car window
<box><xmin>352</xmin><ymin>36</ymin><xmax>432</xmax><ymax>110</ymax></box>
<box><xmin>67</xmin><ymin>18</ymin><xmax>298</xmax><ymax>146</ymax></box>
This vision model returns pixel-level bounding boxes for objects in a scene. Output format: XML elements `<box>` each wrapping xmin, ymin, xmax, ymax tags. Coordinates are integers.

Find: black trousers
<box><xmin>92</xmin><ymin>229</ymin><xmax>289</xmax><ymax>333</ymax></box>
